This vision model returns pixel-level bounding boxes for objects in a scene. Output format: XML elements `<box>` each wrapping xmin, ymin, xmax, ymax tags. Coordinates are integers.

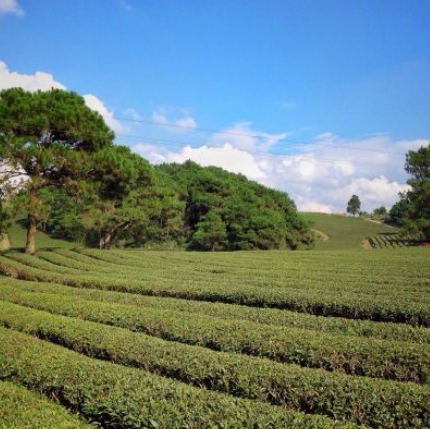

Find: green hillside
<box><xmin>302</xmin><ymin>212</ymin><xmax>398</xmax><ymax>250</ymax></box>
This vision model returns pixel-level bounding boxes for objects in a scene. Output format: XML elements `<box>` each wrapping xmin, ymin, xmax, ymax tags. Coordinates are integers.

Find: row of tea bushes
<box><xmin>0</xmin><ymin>380</ymin><xmax>93</xmax><ymax>429</ymax></box>
<box><xmin>0</xmin><ymin>327</ymin><xmax>363</xmax><ymax>429</ymax></box>
<box><xmin>0</xmin><ymin>286</ymin><xmax>429</xmax><ymax>383</ymax></box>
<box><xmin>3</xmin><ymin>276</ymin><xmax>429</xmax><ymax>344</ymax></box>
<box><xmin>0</xmin><ymin>255</ymin><xmax>428</xmax><ymax>326</ymax></box>
<box><xmin>0</xmin><ymin>300</ymin><xmax>428</xmax><ymax>429</ymax></box>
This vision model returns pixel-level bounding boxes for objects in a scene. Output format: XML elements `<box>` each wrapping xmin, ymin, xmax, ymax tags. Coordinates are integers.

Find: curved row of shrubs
<box><xmin>0</xmin><ymin>300</ymin><xmax>428</xmax><ymax>429</ymax></box>
<box><xmin>0</xmin><ymin>327</ymin><xmax>362</xmax><ymax>429</ymax></box>
<box><xmin>3</xmin><ymin>276</ymin><xmax>429</xmax><ymax>344</ymax></box>
<box><xmin>0</xmin><ymin>285</ymin><xmax>429</xmax><ymax>384</ymax></box>
<box><xmin>0</xmin><ymin>380</ymin><xmax>93</xmax><ymax>429</ymax></box>
<box><xmin>0</xmin><ymin>255</ymin><xmax>429</xmax><ymax>326</ymax></box>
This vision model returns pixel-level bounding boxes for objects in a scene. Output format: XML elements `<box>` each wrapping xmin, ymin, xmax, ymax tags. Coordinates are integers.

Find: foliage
<box><xmin>401</xmin><ymin>143</ymin><xmax>430</xmax><ymax>241</ymax></box>
<box><xmin>4</xmin><ymin>273</ymin><xmax>430</xmax><ymax>344</ymax></box>
<box><xmin>0</xmin><ymin>380</ymin><xmax>93</xmax><ymax>429</ymax></box>
<box><xmin>0</xmin><ymin>300</ymin><xmax>428</xmax><ymax>429</ymax></box>
<box><xmin>157</xmin><ymin>161</ymin><xmax>314</xmax><ymax>250</ymax></box>
<box><xmin>1</xmin><ymin>282</ymin><xmax>429</xmax><ymax>384</ymax></box>
<box><xmin>346</xmin><ymin>194</ymin><xmax>361</xmax><ymax>216</ymax></box>
<box><xmin>0</xmin><ymin>328</ymin><xmax>361</xmax><ymax>429</ymax></box>
<box><xmin>0</xmin><ymin>88</ymin><xmax>115</xmax><ymax>253</ymax></box>
<box><xmin>0</xmin><ymin>247</ymin><xmax>429</xmax><ymax>326</ymax></box>
<box><xmin>0</xmin><ymin>246</ymin><xmax>429</xmax><ymax>428</ymax></box>
<box><xmin>373</xmin><ymin>206</ymin><xmax>387</xmax><ymax>217</ymax></box>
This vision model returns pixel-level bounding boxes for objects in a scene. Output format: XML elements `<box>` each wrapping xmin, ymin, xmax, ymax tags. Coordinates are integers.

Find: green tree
<box><xmin>346</xmin><ymin>195</ymin><xmax>361</xmax><ymax>216</ymax></box>
<box><xmin>76</xmin><ymin>145</ymin><xmax>153</xmax><ymax>249</ymax></box>
<box><xmin>188</xmin><ymin>211</ymin><xmax>228</xmax><ymax>251</ymax></box>
<box><xmin>0</xmin><ymin>88</ymin><xmax>114</xmax><ymax>254</ymax></box>
<box><xmin>402</xmin><ymin>143</ymin><xmax>430</xmax><ymax>241</ymax></box>
<box><xmin>373</xmin><ymin>206</ymin><xmax>387</xmax><ymax>217</ymax></box>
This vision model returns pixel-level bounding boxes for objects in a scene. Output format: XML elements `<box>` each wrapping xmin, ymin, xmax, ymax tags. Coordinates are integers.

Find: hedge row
<box><xmin>1</xmin><ymin>300</ymin><xmax>428</xmax><ymax>428</ymax></box>
<box><xmin>0</xmin><ymin>327</ymin><xmax>363</xmax><ymax>429</ymax></box>
<box><xmin>0</xmin><ymin>255</ymin><xmax>428</xmax><ymax>326</ymax></box>
<box><xmin>0</xmin><ymin>380</ymin><xmax>93</xmax><ymax>429</ymax></box>
<box><xmin>48</xmin><ymin>249</ymin><xmax>430</xmax><ymax>300</ymax></box>
<box><xmin>1</xmin><ymin>286</ymin><xmax>429</xmax><ymax>384</ymax></box>
<box><xmin>10</xmin><ymin>249</ymin><xmax>430</xmax><ymax>304</ymax></box>
<box><xmin>2</xmin><ymin>276</ymin><xmax>429</xmax><ymax>344</ymax></box>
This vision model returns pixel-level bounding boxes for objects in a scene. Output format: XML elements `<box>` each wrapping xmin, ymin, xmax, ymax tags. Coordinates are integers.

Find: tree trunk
<box><xmin>25</xmin><ymin>189</ymin><xmax>39</xmax><ymax>255</ymax></box>
<box><xmin>99</xmin><ymin>231</ymin><xmax>112</xmax><ymax>249</ymax></box>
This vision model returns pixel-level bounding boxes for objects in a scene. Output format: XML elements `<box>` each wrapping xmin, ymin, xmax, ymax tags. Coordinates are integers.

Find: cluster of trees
<box><xmin>0</xmin><ymin>88</ymin><xmax>314</xmax><ymax>253</ymax></box>
<box><xmin>388</xmin><ymin>143</ymin><xmax>430</xmax><ymax>241</ymax></box>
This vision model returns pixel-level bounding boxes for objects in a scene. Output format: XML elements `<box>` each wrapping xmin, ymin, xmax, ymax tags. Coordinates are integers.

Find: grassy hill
<box><xmin>302</xmin><ymin>212</ymin><xmax>398</xmax><ymax>250</ymax></box>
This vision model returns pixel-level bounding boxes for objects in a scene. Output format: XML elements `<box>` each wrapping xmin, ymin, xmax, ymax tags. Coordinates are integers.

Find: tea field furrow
<box><xmin>0</xmin><ymin>380</ymin><xmax>94</xmax><ymax>429</ymax></box>
<box><xmin>0</xmin><ymin>286</ymin><xmax>428</xmax><ymax>383</ymax></box>
<box><xmin>1</xmin><ymin>255</ymin><xmax>428</xmax><ymax>325</ymax></box>
<box><xmin>0</xmin><ymin>300</ymin><xmax>428</xmax><ymax>429</ymax></box>
<box><xmin>0</xmin><ymin>327</ymin><xmax>363</xmax><ymax>429</ymax></box>
<box><xmin>2</xmin><ymin>278</ymin><xmax>429</xmax><ymax>344</ymax></box>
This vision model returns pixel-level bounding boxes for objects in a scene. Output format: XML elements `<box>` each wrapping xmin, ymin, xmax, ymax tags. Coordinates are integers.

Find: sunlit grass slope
<box><xmin>302</xmin><ymin>212</ymin><xmax>397</xmax><ymax>250</ymax></box>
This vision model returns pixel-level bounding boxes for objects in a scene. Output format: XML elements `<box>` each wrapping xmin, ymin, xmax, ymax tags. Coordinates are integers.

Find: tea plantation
<box><xmin>0</xmin><ymin>218</ymin><xmax>429</xmax><ymax>428</ymax></box>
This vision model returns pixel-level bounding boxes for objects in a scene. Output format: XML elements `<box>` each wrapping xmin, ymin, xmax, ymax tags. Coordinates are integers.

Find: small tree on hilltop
<box><xmin>346</xmin><ymin>195</ymin><xmax>361</xmax><ymax>217</ymax></box>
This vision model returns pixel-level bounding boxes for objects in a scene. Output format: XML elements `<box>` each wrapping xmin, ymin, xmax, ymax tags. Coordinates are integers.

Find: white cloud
<box><xmin>124</xmin><ymin>107</ymin><xmax>141</xmax><ymax>120</ymax></box>
<box><xmin>175</xmin><ymin>116</ymin><xmax>197</xmax><ymax>129</ymax></box>
<box><xmin>167</xmin><ymin>143</ymin><xmax>266</xmax><ymax>180</ymax></box>
<box><xmin>83</xmin><ymin>94</ymin><xmax>126</xmax><ymax>134</ymax></box>
<box><xmin>0</xmin><ymin>61</ymin><xmax>65</xmax><ymax>91</ymax></box>
<box><xmin>0</xmin><ymin>61</ymin><xmax>126</xmax><ymax>134</ymax></box>
<box><xmin>0</xmin><ymin>0</ymin><xmax>24</xmax><ymax>16</ymax></box>
<box><xmin>209</xmin><ymin>122</ymin><xmax>288</xmax><ymax>152</ymax></box>
<box><xmin>132</xmin><ymin>143</ymin><xmax>169</xmax><ymax>164</ymax></box>
<box><xmin>131</xmin><ymin>127</ymin><xmax>426</xmax><ymax>214</ymax></box>
<box><xmin>296</xmin><ymin>197</ymin><xmax>332</xmax><ymax>213</ymax></box>
<box><xmin>327</xmin><ymin>176</ymin><xmax>410</xmax><ymax>210</ymax></box>
<box><xmin>151</xmin><ymin>109</ymin><xmax>197</xmax><ymax>133</ymax></box>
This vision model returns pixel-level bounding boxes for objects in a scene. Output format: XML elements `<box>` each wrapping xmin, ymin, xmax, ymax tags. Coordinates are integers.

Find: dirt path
<box><xmin>313</xmin><ymin>229</ymin><xmax>329</xmax><ymax>242</ymax></box>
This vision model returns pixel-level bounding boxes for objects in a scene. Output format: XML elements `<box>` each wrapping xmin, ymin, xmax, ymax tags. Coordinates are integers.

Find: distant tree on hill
<box><xmin>0</xmin><ymin>88</ymin><xmax>115</xmax><ymax>254</ymax></box>
<box><xmin>346</xmin><ymin>195</ymin><xmax>361</xmax><ymax>216</ymax></box>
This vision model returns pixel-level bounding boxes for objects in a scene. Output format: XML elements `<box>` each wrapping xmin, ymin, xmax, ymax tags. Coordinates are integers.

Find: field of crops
<box><xmin>0</xmin><ymin>245</ymin><xmax>429</xmax><ymax>428</ymax></box>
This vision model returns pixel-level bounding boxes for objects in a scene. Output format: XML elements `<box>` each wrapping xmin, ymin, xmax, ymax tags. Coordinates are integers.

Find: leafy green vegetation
<box><xmin>1</xmin><ymin>248</ymin><xmax>428</xmax><ymax>325</ymax></box>
<box><xmin>0</xmin><ymin>380</ymin><xmax>93</xmax><ymax>429</ymax></box>
<box><xmin>0</xmin><ymin>246</ymin><xmax>429</xmax><ymax>427</ymax></box>
<box><xmin>389</xmin><ymin>143</ymin><xmax>430</xmax><ymax>241</ymax></box>
<box><xmin>0</xmin><ymin>327</ymin><xmax>363</xmax><ymax>429</ymax></box>
<box><xmin>0</xmin><ymin>300</ymin><xmax>428</xmax><ymax>429</ymax></box>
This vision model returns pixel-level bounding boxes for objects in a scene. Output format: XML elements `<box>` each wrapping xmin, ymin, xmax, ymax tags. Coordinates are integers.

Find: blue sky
<box><xmin>1</xmin><ymin>0</ymin><xmax>429</xmax><ymax>212</ymax></box>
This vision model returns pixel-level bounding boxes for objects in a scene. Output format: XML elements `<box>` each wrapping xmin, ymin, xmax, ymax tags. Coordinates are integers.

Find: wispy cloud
<box><xmin>151</xmin><ymin>109</ymin><xmax>197</xmax><ymax>133</ymax></box>
<box><xmin>0</xmin><ymin>0</ymin><xmax>24</xmax><ymax>16</ymax></box>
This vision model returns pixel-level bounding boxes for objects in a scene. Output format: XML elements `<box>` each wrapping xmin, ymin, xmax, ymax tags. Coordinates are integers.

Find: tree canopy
<box><xmin>0</xmin><ymin>88</ymin><xmax>314</xmax><ymax>253</ymax></box>
<box><xmin>346</xmin><ymin>195</ymin><xmax>361</xmax><ymax>217</ymax></box>
<box><xmin>390</xmin><ymin>143</ymin><xmax>430</xmax><ymax>241</ymax></box>
<box><xmin>0</xmin><ymin>87</ymin><xmax>115</xmax><ymax>253</ymax></box>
